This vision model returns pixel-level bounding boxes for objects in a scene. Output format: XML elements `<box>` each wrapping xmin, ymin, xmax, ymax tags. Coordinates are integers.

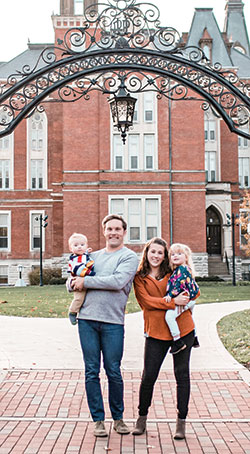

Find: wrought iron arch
<box><xmin>0</xmin><ymin>0</ymin><xmax>250</xmax><ymax>138</ymax></box>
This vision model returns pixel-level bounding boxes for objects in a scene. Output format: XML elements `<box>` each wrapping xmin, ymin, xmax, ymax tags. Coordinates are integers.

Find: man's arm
<box><xmin>71</xmin><ymin>253</ymin><xmax>138</xmax><ymax>292</ymax></box>
<box><xmin>84</xmin><ymin>253</ymin><xmax>138</xmax><ymax>290</ymax></box>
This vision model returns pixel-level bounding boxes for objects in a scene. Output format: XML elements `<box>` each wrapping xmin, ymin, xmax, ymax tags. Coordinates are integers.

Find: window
<box><xmin>146</xmin><ymin>198</ymin><xmax>158</xmax><ymax>240</ymax></box>
<box><xmin>133</xmin><ymin>93</ymin><xmax>139</xmax><ymax>122</ymax></box>
<box><xmin>238</xmin><ymin>135</ymin><xmax>249</xmax><ymax>148</ymax></box>
<box><xmin>0</xmin><ymin>160</ymin><xmax>10</xmax><ymax>189</ymax></box>
<box><xmin>111</xmin><ymin>88</ymin><xmax>157</xmax><ymax>171</ymax></box>
<box><xmin>239</xmin><ymin>211</ymin><xmax>250</xmax><ymax>248</ymax></box>
<box><xmin>238</xmin><ymin>127</ymin><xmax>249</xmax><ymax>148</ymax></box>
<box><xmin>128</xmin><ymin>135</ymin><xmax>139</xmax><ymax>170</ymax></box>
<box><xmin>239</xmin><ymin>157</ymin><xmax>250</xmax><ymax>187</ymax></box>
<box><xmin>113</xmin><ymin>135</ymin><xmax>124</xmax><ymax>170</ymax></box>
<box><xmin>144</xmin><ymin>91</ymin><xmax>154</xmax><ymax>122</ymax></box>
<box><xmin>203</xmin><ymin>45</ymin><xmax>210</xmax><ymax>61</ymax></box>
<box><xmin>144</xmin><ymin>134</ymin><xmax>154</xmax><ymax>170</ymax></box>
<box><xmin>240</xmin><ymin>222</ymin><xmax>248</xmax><ymax>247</ymax></box>
<box><xmin>128</xmin><ymin>199</ymin><xmax>141</xmax><ymax>241</ymax></box>
<box><xmin>205</xmin><ymin>151</ymin><xmax>216</xmax><ymax>182</ymax></box>
<box><xmin>31</xmin><ymin>160</ymin><xmax>43</xmax><ymax>189</ymax></box>
<box><xmin>0</xmin><ymin>212</ymin><xmax>11</xmax><ymax>251</ymax></box>
<box><xmin>110</xmin><ymin>195</ymin><xmax>161</xmax><ymax>243</ymax></box>
<box><xmin>0</xmin><ymin>266</ymin><xmax>8</xmax><ymax>284</ymax></box>
<box><xmin>30</xmin><ymin>212</ymin><xmax>45</xmax><ymax>251</ymax></box>
<box><xmin>27</xmin><ymin>112</ymin><xmax>47</xmax><ymax>190</ymax></box>
<box><xmin>0</xmin><ymin>124</ymin><xmax>13</xmax><ymax>190</ymax></box>
<box><xmin>113</xmin><ymin>132</ymin><xmax>156</xmax><ymax>171</ymax></box>
<box><xmin>204</xmin><ymin>119</ymin><xmax>216</xmax><ymax>142</ymax></box>
<box><xmin>0</xmin><ymin>136</ymin><xmax>10</xmax><ymax>150</ymax></box>
<box><xmin>31</xmin><ymin>116</ymin><xmax>43</xmax><ymax>151</ymax></box>
<box><xmin>74</xmin><ymin>0</ymin><xmax>83</xmax><ymax>14</ymax></box>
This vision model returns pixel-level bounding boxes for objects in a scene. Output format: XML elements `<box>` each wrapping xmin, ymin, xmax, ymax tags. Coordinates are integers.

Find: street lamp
<box><xmin>35</xmin><ymin>214</ymin><xmax>48</xmax><ymax>286</ymax></box>
<box><xmin>109</xmin><ymin>78</ymin><xmax>137</xmax><ymax>144</ymax></box>
<box><xmin>226</xmin><ymin>213</ymin><xmax>238</xmax><ymax>286</ymax></box>
<box><xmin>15</xmin><ymin>264</ymin><xmax>27</xmax><ymax>287</ymax></box>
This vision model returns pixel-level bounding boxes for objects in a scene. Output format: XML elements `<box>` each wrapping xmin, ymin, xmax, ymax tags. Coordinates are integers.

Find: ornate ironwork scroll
<box><xmin>0</xmin><ymin>0</ymin><xmax>250</xmax><ymax>138</ymax></box>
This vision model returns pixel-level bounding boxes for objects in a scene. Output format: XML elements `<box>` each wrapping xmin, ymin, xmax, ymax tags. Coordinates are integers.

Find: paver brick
<box><xmin>0</xmin><ymin>370</ymin><xmax>250</xmax><ymax>453</ymax></box>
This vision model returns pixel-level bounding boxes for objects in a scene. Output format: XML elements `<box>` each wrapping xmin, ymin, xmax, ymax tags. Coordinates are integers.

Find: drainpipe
<box><xmin>168</xmin><ymin>98</ymin><xmax>173</xmax><ymax>244</ymax></box>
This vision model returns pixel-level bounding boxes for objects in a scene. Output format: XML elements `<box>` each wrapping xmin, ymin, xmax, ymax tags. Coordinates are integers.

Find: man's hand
<box><xmin>71</xmin><ymin>276</ymin><xmax>85</xmax><ymax>291</ymax></box>
<box><xmin>174</xmin><ymin>291</ymin><xmax>190</xmax><ymax>306</ymax></box>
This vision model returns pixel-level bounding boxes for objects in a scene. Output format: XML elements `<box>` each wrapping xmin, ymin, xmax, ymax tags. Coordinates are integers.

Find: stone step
<box><xmin>208</xmin><ymin>258</ymin><xmax>230</xmax><ymax>277</ymax></box>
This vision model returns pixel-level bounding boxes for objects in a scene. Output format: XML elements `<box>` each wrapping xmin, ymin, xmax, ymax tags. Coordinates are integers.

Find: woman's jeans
<box><xmin>78</xmin><ymin>319</ymin><xmax>124</xmax><ymax>421</ymax></box>
<box><xmin>138</xmin><ymin>331</ymin><xmax>194</xmax><ymax>419</ymax></box>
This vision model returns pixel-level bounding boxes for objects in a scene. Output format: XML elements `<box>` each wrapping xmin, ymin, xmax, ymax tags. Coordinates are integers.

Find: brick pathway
<box><xmin>0</xmin><ymin>370</ymin><xmax>250</xmax><ymax>453</ymax></box>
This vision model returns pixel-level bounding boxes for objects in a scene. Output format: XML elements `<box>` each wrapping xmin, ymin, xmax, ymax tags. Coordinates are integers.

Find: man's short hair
<box><xmin>102</xmin><ymin>214</ymin><xmax>127</xmax><ymax>231</ymax></box>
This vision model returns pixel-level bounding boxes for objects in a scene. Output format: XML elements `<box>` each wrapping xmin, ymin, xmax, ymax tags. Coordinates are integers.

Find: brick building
<box><xmin>0</xmin><ymin>0</ymin><xmax>250</xmax><ymax>285</ymax></box>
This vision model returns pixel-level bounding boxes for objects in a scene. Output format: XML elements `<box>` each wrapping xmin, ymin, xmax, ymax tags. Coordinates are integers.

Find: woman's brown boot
<box><xmin>174</xmin><ymin>417</ymin><xmax>186</xmax><ymax>439</ymax></box>
<box><xmin>132</xmin><ymin>415</ymin><xmax>147</xmax><ymax>435</ymax></box>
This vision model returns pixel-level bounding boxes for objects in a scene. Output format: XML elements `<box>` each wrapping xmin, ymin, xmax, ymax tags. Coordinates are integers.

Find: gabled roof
<box><xmin>231</xmin><ymin>47</ymin><xmax>250</xmax><ymax>78</ymax></box>
<box><xmin>224</xmin><ymin>0</ymin><xmax>250</xmax><ymax>57</ymax></box>
<box><xmin>0</xmin><ymin>43</ymin><xmax>53</xmax><ymax>80</ymax></box>
<box><xmin>187</xmin><ymin>8</ymin><xmax>233</xmax><ymax>67</ymax></box>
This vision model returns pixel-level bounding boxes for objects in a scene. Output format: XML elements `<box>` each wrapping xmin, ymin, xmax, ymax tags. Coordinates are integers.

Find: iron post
<box><xmin>37</xmin><ymin>214</ymin><xmax>48</xmax><ymax>286</ymax></box>
<box><xmin>232</xmin><ymin>213</ymin><xmax>236</xmax><ymax>286</ymax></box>
<box><xmin>226</xmin><ymin>213</ymin><xmax>237</xmax><ymax>286</ymax></box>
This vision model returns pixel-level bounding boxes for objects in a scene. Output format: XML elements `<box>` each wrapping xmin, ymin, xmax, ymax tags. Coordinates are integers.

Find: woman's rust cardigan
<box><xmin>133</xmin><ymin>273</ymin><xmax>195</xmax><ymax>341</ymax></box>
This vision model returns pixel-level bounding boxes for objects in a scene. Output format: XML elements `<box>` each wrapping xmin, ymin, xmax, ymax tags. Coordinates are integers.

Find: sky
<box><xmin>1</xmin><ymin>0</ymin><xmax>250</xmax><ymax>62</ymax></box>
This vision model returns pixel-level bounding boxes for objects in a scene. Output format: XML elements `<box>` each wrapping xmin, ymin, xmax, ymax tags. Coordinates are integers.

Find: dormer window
<box><xmin>199</xmin><ymin>28</ymin><xmax>213</xmax><ymax>63</ymax></box>
<box><xmin>233</xmin><ymin>43</ymin><xmax>246</xmax><ymax>54</ymax></box>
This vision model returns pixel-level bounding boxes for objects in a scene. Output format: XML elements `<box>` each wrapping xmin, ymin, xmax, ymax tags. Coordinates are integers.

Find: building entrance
<box><xmin>206</xmin><ymin>206</ymin><xmax>221</xmax><ymax>255</ymax></box>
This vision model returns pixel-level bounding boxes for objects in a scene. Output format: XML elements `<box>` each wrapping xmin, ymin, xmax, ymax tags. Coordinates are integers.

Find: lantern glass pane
<box><xmin>117</xmin><ymin>100</ymin><xmax>128</xmax><ymax>122</ymax></box>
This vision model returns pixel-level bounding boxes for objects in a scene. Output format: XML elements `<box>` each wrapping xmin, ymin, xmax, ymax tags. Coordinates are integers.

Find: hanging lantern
<box><xmin>109</xmin><ymin>85</ymin><xmax>137</xmax><ymax>144</ymax></box>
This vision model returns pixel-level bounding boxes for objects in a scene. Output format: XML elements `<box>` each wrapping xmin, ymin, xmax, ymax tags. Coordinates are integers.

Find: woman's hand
<box><xmin>174</xmin><ymin>291</ymin><xmax>190</xmax><ymax>306</ymax></box>
<box><xmin>71</xmin><ymin>276</ymin><xmax>85</xmax><ymax>291</ymax></box>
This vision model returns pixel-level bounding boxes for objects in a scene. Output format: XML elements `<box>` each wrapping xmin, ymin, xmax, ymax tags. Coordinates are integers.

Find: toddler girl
<box><xmin>165</xmin><ymin>243</ymin><xmax>200</xmax><ymax>354</ymax></box>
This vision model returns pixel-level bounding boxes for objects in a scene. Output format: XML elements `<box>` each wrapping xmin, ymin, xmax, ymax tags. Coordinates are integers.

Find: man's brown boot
<box><xmin>132</xmin><ymin>415</ymin><xmax>147</xmax><ymax>435</ymax></box>
<box><xmin>174</xmin><ymin>417</ymin><xmax>186</xmax><ymax>439</ymax></box>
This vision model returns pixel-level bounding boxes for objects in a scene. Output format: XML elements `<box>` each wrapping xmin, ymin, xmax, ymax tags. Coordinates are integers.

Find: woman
<box><xmin>133</xmin><ymin>237</ymin><xmax>195</xmax><ymax>439</ymax></box>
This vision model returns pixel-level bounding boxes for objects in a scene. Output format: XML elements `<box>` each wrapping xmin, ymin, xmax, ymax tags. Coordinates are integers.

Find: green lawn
<box><xmin>0</xmin><ymin>285</ymin><xmax>140</xmax><ymax>318</ymax></box>
<box><xmin>217</xmin><ymin>309</ymin><xmax>250</xmax><ymax>370</ymax></box>
<box><xmin>0</xmin><ymin>282</ymin><xmax>249</xmax><ymax>318</ymax></box>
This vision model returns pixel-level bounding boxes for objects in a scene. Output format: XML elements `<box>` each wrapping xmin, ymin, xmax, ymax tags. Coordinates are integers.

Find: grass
<box><xmin>0</xmin><ymin>285</ymin><xmax>141</xmax><ymax>318</ymax></box>
<box><xmin>217</xmin><ymin>309</ymin><xmax>250</xmax><ymax>370</ymax></box>
<box><xmin>195</xmin><ymin>281</ymin><xmax>250</xmax><ymax>304</ymax></box>
<box><xmin>0</xmin><ymin>281</ymin><xmax>249</xmax><ymax>318</ymax></box>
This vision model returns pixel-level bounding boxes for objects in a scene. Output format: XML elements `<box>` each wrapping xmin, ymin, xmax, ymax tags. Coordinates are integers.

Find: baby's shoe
<box><xmin>193</xmin><ymin>336</ymin><xmax>200</xmax><ymax>348</ymax></box>
<box><xmin>69</xmin><ymin>312</ymin><xmax>77</xmax><ymax>325</ymax></box>
<box><xmin>170</xmin><ymin>339</ymin><xmax>186</xmax><ymax>355</ymax></box>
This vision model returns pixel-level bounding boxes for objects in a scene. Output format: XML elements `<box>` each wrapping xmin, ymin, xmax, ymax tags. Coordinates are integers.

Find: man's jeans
<box><xmin>78</xmin><ymin>319</ymin><xmax>124</xmax><ymax>421</ymax></box>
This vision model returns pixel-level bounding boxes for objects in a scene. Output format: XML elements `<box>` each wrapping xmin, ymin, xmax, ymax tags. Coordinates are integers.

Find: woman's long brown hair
<box><xmin>137</xmin><ymin>237</ymin><xmax>171</xmax><ymax>280</ymax></box>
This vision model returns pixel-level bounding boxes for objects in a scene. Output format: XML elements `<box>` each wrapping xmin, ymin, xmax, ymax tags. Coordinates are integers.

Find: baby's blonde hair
<box><xmin>68</xmin><ymin>233</ymin><xmax>88</xmax><ymax>249</ymax></box>
<box><xmin>169</xmin><ymin>243</ymin><xmax>196</xmax><ymax>277</ymax></box>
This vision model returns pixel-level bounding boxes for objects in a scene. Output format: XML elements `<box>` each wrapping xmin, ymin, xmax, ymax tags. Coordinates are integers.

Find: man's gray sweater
<box><xmin>77</xmin><ymin>247</ymin><xmax>138</xmax><ymax>325</ymax></box>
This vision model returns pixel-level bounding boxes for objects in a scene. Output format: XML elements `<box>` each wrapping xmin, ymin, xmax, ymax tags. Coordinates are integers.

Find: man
<box><xmin>70</xmin><ymin>214</ymin><xmax>138</xmax><ymax>437</ymax></box>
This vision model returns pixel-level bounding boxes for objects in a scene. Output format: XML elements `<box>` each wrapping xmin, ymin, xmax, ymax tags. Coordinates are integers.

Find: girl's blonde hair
<box><xmin>169</xmin><ymin>243</ymin><xmax>196</xmax><ymax>277</ymax></box>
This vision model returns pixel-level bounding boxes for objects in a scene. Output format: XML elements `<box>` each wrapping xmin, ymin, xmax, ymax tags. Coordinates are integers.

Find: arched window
<box><xmin>0</xmin><ymin>109</ymin><xmax>14</xmax><ymax>190</ymax></box>
<box><xmin>204</xmin><ymin>110</ymin><xmax>219</xmax><ymax>182</ymax></box>
<box><xmin>27</xmin><ymin>112</ymin><xmax>48</xmax><ymax>190</ymax></box>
